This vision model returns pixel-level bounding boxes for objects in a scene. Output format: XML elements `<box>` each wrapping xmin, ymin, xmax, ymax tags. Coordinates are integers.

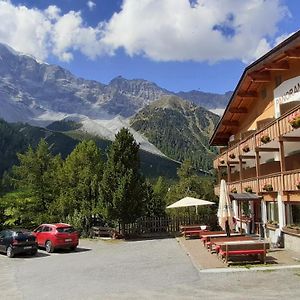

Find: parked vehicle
<box><xmin>0</xmin><ymin>229</ymin><xmax>38</xmax><ymax>258</ymax></box>
<box><xmin>33</xmin><ymin>223</ymin><xmax>79</xmax><ymax>253</ymax></box>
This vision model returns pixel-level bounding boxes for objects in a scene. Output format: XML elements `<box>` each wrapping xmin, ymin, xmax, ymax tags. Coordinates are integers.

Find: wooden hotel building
<box><xmin>210</xmin><ymin>31</ymin><xmax>300</xmax><ymax>251</ymax></box>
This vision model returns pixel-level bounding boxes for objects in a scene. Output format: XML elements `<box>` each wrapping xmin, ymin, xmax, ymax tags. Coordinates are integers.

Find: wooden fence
<box><xmin>118</xmin><ymin>215</ymin><xmax>214</xmax><ymax>236</ymax></box>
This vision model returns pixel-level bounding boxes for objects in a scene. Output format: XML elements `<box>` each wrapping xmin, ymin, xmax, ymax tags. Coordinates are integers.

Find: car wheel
<box><xmin>6</xmin><ymin>246</ymin><xmax>14</xmax><ymax>258</ymax></box>
<box><xmin>45</xmin><ymin>240</ymin><xmax>54</xmax><ymax>253</ymax></box>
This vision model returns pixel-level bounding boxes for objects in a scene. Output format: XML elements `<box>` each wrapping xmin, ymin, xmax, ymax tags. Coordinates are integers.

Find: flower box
<box><xmin>283</xmin><ymin>226</ymin><xmax>300</xmax><ymax>235</ymax></box>
<box><xmin>231</xmin><ymin>187</ymin><xmax>237</xmax><ymax>193</ymax></box>
<box><xmin>229</xmin><ymin>153</ymin><xmax>236</xmax><ymax>159</ymax></box>
<box><xmin>263</xmin><ymin>184</ymin><xmax>273</xmax><ymax>192</ymax></box>
<box><xmin>244</xmin><ymin>186</ymin><xmax>252</xmax><ymax>193</ymax></box>
<box><xmin>266</xmin><ymin>222</ymin><xmax>279</xmax><ymax>230</ymax></box>
<box><xmin>260</xmin><ymin>135</ymin><xmax>271</xmax><ymax>144</ymax></box>
<box><xmin>242</xmin><ymin>145</ymin><xmax>250</xmax><ymax>153</ymax></box>
<box><xmin>288</xmin><ymin>112</ymin><xmax>300</xmax><ymax>129</ymax></box>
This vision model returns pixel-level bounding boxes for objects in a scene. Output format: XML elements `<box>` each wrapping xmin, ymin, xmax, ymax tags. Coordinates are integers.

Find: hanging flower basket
<box><xmin>263</xmin><ymin>183</ymin><xmax>273</xmax><ymax>192</ymax></box>
<box><xmin>288</xmin><ymin>112</ymin><xmax>300</xmax><ymax>129</ymax></box>
<box><xmin>242</xmin><ymin>145</ymin><xmax>250</xmax><ymax>153</ymax></box>
<box><xmin>260</xmin><ymin>135</ymin><xmax>271</xmax><ymax>144</ymax></box>
<box><xmin>244</xmin><ymin>186</ymin><xmax>252</xmax><ymax>193</ymax></box>
<box><xmin>231</xmin><ymin>187</ymin><xmax>237</xmax><ymax>193</ymax></box>
<box><xmin>229</xmin><ymin>153</ymin><xmax>236</xmax><ymax>159</ymax></box>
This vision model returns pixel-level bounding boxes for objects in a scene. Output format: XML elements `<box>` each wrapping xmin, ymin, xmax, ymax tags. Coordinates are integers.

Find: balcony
<box><xmin>214</xmin><ymin>170</ymin><xmax>300</xmax><ymax>196</ymax></box>
<box><xmin>213</xmin><ymin>104</ymin><xmax>300</xmax><ymax>195</ymax></box>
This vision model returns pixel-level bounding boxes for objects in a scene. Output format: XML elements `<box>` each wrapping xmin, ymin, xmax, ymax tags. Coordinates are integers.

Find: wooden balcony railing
<box><xmin>214</xmin><ymin>104</ymin><xmax>300</xmax><ymax>166</ymax></box>
<box><xmin>214</xmin><ymin>170</ymin><xmax>300</xmax><ymax>197</ymax></box>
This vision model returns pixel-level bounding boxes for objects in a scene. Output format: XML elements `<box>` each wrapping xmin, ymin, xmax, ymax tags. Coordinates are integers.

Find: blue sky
<box><xmin>1</xmin><ymin>0</ymin><xmax>300</xmax><ymax>93</ymax></box>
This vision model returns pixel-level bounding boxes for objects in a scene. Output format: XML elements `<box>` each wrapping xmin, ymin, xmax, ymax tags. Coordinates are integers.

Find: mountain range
<box><xmin>0</xmin><ymin>43</ymin><xmax>230</xmax><ymax>172</ymax></box>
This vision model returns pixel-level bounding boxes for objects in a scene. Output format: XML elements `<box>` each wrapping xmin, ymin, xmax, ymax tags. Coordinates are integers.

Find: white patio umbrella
<box><xmin>217</xmin><ymin>179</ymin><xmax>235</xmax><ymax>236</ymax></box>
<box><xmin>167</xmin><ymin>196</ymin><xmax>215</xmax><ymax>214</ymax></box>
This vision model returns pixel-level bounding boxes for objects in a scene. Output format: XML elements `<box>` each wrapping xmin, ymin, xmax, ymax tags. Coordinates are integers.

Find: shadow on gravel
<box><xmin>52</xmin><ymin>247</ymin><xmax>91</xmax><ymax>254</ymax></box>
<box><xmin>0</xmin><ymin>251</ymin><xmax>50</xmax><ymax>259</ymax></box>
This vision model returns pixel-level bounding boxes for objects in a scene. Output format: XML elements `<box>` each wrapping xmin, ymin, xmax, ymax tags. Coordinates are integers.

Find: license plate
<box><xmin>65</xmin><ymin>238</ymin><xmax>72</xmax><ymax>242</ymax></box>
<box><xmin>24</xmin><ymin>246</ymin><xmax>32</xmax><ymax>249</ymax></box>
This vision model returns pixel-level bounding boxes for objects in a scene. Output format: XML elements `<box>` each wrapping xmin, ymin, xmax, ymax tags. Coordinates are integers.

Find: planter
<box><xmin>260</xmin><ymin>135</ymin><xmax>271</xmax><ymax>144</ymax></box>
<box><xmin>263</xmin><ymin>184</ymin><xmax>273</xmax><ymax>192</ymax></box>
<box><xmin>242</xmin><ymin>146</ymin><xmax>250</xmax><ymax>153</ymax></box>
<box><xmin>283</xmin><ymin>226</ymin><xmax>300</xmax><ymax>235</ymax></box>
<box><xmin>244</xmin><ymin>187</ymin><xmax>252</xmax><ymax>193</ymax></box>
<box><xmin>266</xmin><ymin>223</ymin><xmax>279</xmax><ymax>230</ymax></box>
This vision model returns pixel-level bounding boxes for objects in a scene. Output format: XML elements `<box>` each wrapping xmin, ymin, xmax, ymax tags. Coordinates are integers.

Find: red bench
<box><xmin>218</xmin><ymin>241</ymin><xmax>270</xmax><ymax>264</ymax></box>
<box><xmin>180</xmin><ymin>225</ymin><xmax>209</xmax><ymax>239</ymax></box>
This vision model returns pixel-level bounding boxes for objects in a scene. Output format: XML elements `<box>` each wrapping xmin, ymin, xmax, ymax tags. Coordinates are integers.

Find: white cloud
<box><xmin>0</xmin><ymin>0</ymin><xmax>292</xmax><ymax>63</ymax></box>
<box><xmin>102</xmin><ymin>0</ymin><xmax>290</xmax><ymax>63</ymax></box>
<box><xmin>87</xmin><ymin>1</ymin><xmax>96</xmax><ymax>11</ymax></box>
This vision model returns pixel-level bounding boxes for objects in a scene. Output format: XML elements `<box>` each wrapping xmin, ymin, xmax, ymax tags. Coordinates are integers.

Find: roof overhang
<box><xmin>229</xmin><ymin>193</ymin><xmax>262</xmax><ymax>201</ymax></box>
<box><xmin>210</xmin><ymin>30</ymin><xmax>300</xmax><ymax>146</ymax></box>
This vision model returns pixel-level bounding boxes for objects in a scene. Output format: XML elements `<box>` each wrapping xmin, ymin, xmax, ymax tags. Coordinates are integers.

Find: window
<box><xmin>267</xmin><ymin>202</ymin><xmax>278</xmax><ymax>222</ymax></box>
<box><xmin>290</xmin><ymin>204</ymin><xmax>300</xmax><ymax>226</ymax></box>
<box><xmin>57</xmin><ymin>227</ymin><xmax>76</xmax><ymax>233</ymax></box>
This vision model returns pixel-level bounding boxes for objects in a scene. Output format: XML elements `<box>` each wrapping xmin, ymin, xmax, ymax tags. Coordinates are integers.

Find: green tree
<box><xmin>54</xmin><ymin>140</ymin><xmax>103</xmax><ymax>234</ymax></box>
<box><xmin>11</xmin><ymin>139</ymin><xmax>62</xmax><ymax>224</ymax></box>
<box><xmin>101</xmin><ymin>128</ymin><xmax>145</xmax><ymax>230</ymax></box>
<box><xmin>144</xmin><ymin>177</ymin><xmax>167</xmax><ymax>217</ymax></box>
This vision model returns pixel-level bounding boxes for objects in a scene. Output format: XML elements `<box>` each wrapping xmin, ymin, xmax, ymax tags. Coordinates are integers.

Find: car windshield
<box><xmin>56</xmin><ymin>227</ymin><xmax>76</xmax><ymax>233</ymax></box>
<box><xmin>13</xmin><ymin>230</ymin><xmax>30</xmax><ymax>236</ymax></box>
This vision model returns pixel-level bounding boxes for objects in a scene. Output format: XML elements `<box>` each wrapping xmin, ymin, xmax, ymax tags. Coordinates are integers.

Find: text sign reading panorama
<box><xmin>274</xmin><ymin>76</ymin><xmax>300</xmax><ymax>118</ymax></box>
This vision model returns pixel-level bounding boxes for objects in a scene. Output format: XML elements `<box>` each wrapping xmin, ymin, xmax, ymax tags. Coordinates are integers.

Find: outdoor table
<box><xmin>209</xmin><ymin>235</ymin><xmax>255</xmax><ymax>252</ymax></box>
<box><xmin>215</xmin><ymin>240</ymin><xmax>270</xmax><ymax>263</ymax></box>
<box><xmin>200</xmin><ymin>232</ymin><xmax>240</xmax><ymax>247</ymax></box>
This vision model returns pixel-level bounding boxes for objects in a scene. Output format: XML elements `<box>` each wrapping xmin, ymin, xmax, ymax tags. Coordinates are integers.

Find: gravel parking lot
<box><xmin>0</xmin><ymin>238</ymin><xmax>300</xmax><ymax>300</ymax></box>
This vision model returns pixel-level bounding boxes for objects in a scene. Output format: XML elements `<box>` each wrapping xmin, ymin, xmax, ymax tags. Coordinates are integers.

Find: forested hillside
<box><xmin>130</xmin><ymin>96</ymin><xmax>220</xmax><ymax>171</ymax></box>
<box><xmin>0</xmin><ymin>119</ymin><xmax>180</xmax><ymax>180</ymax></box>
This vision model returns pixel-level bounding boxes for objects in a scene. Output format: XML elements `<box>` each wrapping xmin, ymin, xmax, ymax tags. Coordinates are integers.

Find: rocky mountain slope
<box><xmin>130</xmin><ymin>96</ymin><xmax>220</xmax><ymax>171</ymax></box>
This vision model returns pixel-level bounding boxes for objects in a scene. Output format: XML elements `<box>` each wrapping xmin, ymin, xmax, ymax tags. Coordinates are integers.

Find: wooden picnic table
<box><xmin>180</xmin><ymin>225</ymin><xmax>209</xmax><ymax>239</ymax></box>
<box><xmin>215</xmin><ymin>240</ymin><xmax>270</xmax><ymax>264</ymax></box>
<box><xmin>208</xmin><ymin>235</ymin><xmax>256</xmax><ymax>252</ymax></box>
<box><xmin>200</xmin><ymin>232</ymin><xmax>241</xmax><ymax>246</ymax></box>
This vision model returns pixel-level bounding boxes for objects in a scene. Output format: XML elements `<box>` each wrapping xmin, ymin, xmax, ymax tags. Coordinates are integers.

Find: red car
<box><xmin>33</xmin><ymin>223</ymin><xmax>79</xmax><ymax>253</ymax></box>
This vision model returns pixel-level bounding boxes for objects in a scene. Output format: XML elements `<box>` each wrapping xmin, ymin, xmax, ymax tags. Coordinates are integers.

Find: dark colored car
<box><xmin>0</xmin><ymin>229</ymin><xmax>38</xmax><ymax>258</ymax></box>
<box><xmin>33</xmin><ymin>223</ymin><xmax>79</xmax><ymax>253</ymax></box>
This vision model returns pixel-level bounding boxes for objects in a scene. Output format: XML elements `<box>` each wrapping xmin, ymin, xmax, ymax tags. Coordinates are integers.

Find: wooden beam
<box><xmin>237</xmin><ymin>91</ymin><xmax>258</xmax><ymax>98</ymax></box>
<box><xmin>284</xmin><ymin>49</ymin><xmax>300</xmax><ymax>58</ymax></box>
<box><xmin>229</xmin><ymin>107</ymin><xmax>248</xmax><ymax>114</ymax></box>
<box><xmin>248</xmin><ymin>71</ymin><xmax>271</xmax><ymax>83</ymax></box>
<box><xmin>279</xmin><ymin>136</ymin><xmax>300</xmax><ymax>142</ymax></box>
<box><xmin>263</xmin><ymin>61</ymin><xmax>289</xmax><ymax>71</ymax></box>
<box><xmin>228</xmin><ymin>161</ymin><xmax>246</xmax><ymax>165</ymax></box>
<box><xmin>222</xmin><ymin>120</ymin><xmax>239</xmax><ymax>127</ymax></box>
<box><xmin>239</xmin><ymin>155</ymin><xmax>256</xmax><ymax>159</ymax></box>
<box><xmin>255</xmin><ymin>147</ymin><xmax>279</xmax><ymax>152</ymax></box>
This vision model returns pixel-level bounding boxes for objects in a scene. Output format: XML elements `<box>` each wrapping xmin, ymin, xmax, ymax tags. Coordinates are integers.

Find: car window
<box><xmin>0</xmin><ymin>231</ymin><xmax>5</xmax><ymax>238</ymax></box>
<box><xmin>34</xmin><ymin>226</ymin><xmax>42</xmax><ymax>232</ymax></box>
<box><xmin>56</xmin><ymin>227</ymin><xmax>76</xmax><ymax>233</ymax></box>
<box><xmin>43</xmin><ymin>226</ymin><xmax>50</xmax><ymax>232</ymax></box>
<box><xmin>4</xmin><ymin>231</ymin><xmax>13</xmax><ymax>238</ymax></box>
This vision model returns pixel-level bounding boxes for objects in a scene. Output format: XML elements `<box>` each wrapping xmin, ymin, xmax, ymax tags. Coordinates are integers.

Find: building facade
<box><xmin>210</xmin><ymin>31</ymin><xmax>300</xmax><ymax>251</ymax></box>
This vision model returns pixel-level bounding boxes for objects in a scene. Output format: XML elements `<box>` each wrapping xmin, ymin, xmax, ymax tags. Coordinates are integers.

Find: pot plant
<box><xmin>229</xmin><ymin>153</ymin><xmax>236</xmax><ymax>159</ymax></box>
<box><xmin>244</xmin><ymin>186</ymin><xmax>252</xmax><ymax>193</ymax></box>
<box><xmin>231</xmin><ymin>187</ymin><xmax>237</xmax><ymax>193</ymax></box>
<box><xmin>288</xmin><ymin>111</ymin><xmax>300</xmax><ymax>129</ymax></box>
<box><xmin>263</xmin><ymin>183</ymin><xmax>273</xmax><ymax>192</ymax></box>
<box><xmin>242</xmin><ymin>145</ymin><xmax>250</xmax><ymax>153</ymax></box>
<box><xmin>260</xmin><ymin>134</ymin><xmax>271</xmax><ymax>144</ymax></box>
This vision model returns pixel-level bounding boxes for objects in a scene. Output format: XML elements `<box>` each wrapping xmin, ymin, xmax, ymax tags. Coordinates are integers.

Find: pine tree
<box><xmin>101</xmin><ymin>128</ymin><xmax>145</xmax><ymax>230</ymax></box>
<box><xmin>54</xmin><ymin>140</ymin><xmax>103</xmax><ymax>233</ymax></box>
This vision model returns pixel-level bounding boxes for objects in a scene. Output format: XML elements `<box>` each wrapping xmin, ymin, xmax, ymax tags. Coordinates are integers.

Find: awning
<box><xmin>229</xmin><ymin>193</ymin><xmax>262</xmax><ymax>201</ymax></box>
